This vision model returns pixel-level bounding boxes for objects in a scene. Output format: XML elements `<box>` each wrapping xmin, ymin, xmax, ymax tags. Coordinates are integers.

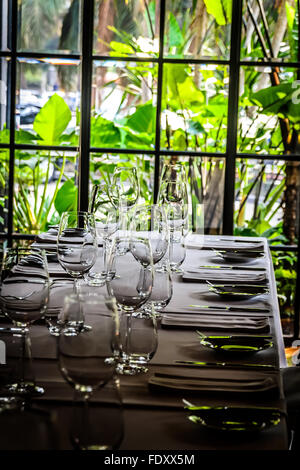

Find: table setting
<box><xmin>0</xmin><ymin>162</ymin><xmax>289</xmax><ymax>450</ymax></box>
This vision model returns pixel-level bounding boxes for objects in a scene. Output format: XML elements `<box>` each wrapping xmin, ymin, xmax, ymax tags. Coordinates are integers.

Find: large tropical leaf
<box><xmin>250</xmin><ymin>83</ymin><xmax>300</xmax><ymax>123</ymax></box>
<box><xmin>125</xmin><ymin>103</ymin><xmax>156</xmax><ymax>134</ymax></box>
<box><xmin>90</xmin><ymin>115</ymin><xmax>121</xmax><ymax>147</ymax></box>
<box><xmin>203</xmin><ymin>0</ymin><xmax>232</xmax><ymax>25</ymax></box>
<box><xmin>33</xmin><ymin>94</ymin><xmax>72</xmax><ymax>145</ymax></box>
<box><xmin>54</xmin><ymin>179</ymin><xmax>77</xmax><ymax>214</ymax></box>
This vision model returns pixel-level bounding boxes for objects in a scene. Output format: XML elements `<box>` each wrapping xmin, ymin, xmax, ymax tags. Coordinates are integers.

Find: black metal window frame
<box><xmin>0</xmin><ymin>0</ymin><xmax>300</xmax><ymax>338</ymax></box>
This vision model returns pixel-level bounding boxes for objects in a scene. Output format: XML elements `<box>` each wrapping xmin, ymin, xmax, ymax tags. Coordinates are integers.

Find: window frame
<box><xmin>0</xmin><ymin>0</ymin><xmax>299</xmax><ymax>339</ymax></box>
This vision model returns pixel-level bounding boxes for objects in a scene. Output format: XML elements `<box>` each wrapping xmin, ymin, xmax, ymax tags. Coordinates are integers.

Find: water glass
<box><xmin>143</xmin><ymin>266</ymin><xmax>173</xmax><ymax>315</ymax></box>
<box><xmin>116</xmin><ymin>313</ymin><xmax>158</xmax><ymax>375</ymax></box>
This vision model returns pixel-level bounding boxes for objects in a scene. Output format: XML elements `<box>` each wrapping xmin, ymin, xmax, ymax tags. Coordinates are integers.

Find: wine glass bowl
<box><xmin>57</xmin><ymin>293</ymin><xmax>119</xmax><ymax>450</ymax></box>
<box><xmin>88</xmin><ymin>185</ymin><xmax>120</xmax><ymax>286</ymax></box>
<box><xmin>0</xmin><ymin>247</ymin><xmax>50</xmax><ymax>396</ymax></box>
<box><xmin>106</xmin><ymin>236</ymin><xmax>153</xmax><ymax>314</ymax></box>
<box><xmin>131</xmin><ymin>204</ymin><xmax>169</xmax><ymax>265</ymax></box>
<box><xmin>57</xmin><ymin>211</ymin><xmax>97</xmax><ymax>285</ymax></box>
<box><xmin>110</xmin><ymin>167</ymin><xmax>139</xmax><ymax>209</ymax></box>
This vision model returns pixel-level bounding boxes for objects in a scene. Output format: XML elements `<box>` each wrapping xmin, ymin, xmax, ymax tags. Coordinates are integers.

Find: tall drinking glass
<box><xmin>88</xmin><ymin>184</ymin><xmax>119</xmax><ymax>285</ymax></box>
<box><xmin>109</xmin><ymin>167</ymin><xmax>139</xmax><ymax>209</ymax></box>
<box><xmin>106</xmin><ymin>235</ymin><xmax>154</xmax><ymax>374</ymax></box>
<box><xmin>57</xmin><ymin>211</ymin><xmax>97</xmax><ymax>293</ymax></box>
<box><xmin>58</xmin><ymin>293</ymin><xmax>120</xmax><ymax>450</ymax></box>
<box><xmin>0</xmin><ymin>248</ymin><xmax>49</xmax><ymax>396</ymax></box>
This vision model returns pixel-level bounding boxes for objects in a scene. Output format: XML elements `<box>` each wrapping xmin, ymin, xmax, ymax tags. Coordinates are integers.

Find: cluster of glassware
<box><xmin>0</xmin><ymin>162</ymin><xmax>190</xmax><ymax>449</ymax></box>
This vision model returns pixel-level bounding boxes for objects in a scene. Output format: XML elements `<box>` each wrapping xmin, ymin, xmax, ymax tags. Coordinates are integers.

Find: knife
<box><xmin>188</xmin><ymin>266</ymin><xmax>266</xmax><ymax>272</ymax></box>
<box><xmin>187</xmin><ymin>304</ymin><xmax>271</xmax><ymax>313</ymax></box>
<box><xmin>173</xmin><ymin>360</ymin><xmax>276</xmax><ymax>370</ymax></box>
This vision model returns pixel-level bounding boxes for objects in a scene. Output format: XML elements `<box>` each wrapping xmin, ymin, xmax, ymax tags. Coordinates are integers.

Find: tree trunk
<box><xmin>283</xmin><ymin>161</ymin><xmax>300</xmax><ymax>243</ymax></box>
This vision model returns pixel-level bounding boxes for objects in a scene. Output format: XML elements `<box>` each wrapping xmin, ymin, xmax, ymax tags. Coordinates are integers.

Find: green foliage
<box><xmin>55</xmin><ymin>179</ymin><xmax>78</xmax><ymax>214</ymax></box>
<box><xmin>33</xmin><ymin>93</ymin><xmax>72</xmax><ymax>145</ymax></box>
<box><xmin>203</xmin><ymin>0</ymin><xmax>232</xmax><ymax>25</ymax></box>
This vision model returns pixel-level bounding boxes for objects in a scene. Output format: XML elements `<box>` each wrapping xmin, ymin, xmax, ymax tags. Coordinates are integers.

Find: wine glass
<box><xmin>109</xmin><ymin>167</ymin><xmax>139</xmax><ymax>233</ymax></box>
<box><xmin>159</xmin><ymin>162</ymin><xmax>187</xmax><ymax>188</ymax></box>
<box><xmin>0</xmin><ymin>248</ymin><xmax>49</xmax><ymax>396</ymax></box>
<box><xmin>130</xmin><ymin>204</ymin><xmax>169</xmax><ymax>317</ymax></box>
<box><xmin>142</xmin><ymin>264</ymin><xmax>173</xmax><ymax>315</ymax></box>
<box><xmin>57</xmin><ymin>211</ymin><xmax>97</xmax><ymax>293</ymax></box>
<box><xmin>88</xmin><ymin>184</ymin><xmax>119</xmax><ymax>286</ymax></box>
<box><xmin>58</xmin><ymin>293</ymin><xmax>120</xmax><ymax>450</ymax></box>
<box><xmin>106</xmin><ymin>235</ymin><xmax>154</xmax><ymax>374</ymax></box>
<box><xmin>109</xmin><ymin>167</ymin><xmax>139</xmax><ymax>209</ymax></box>
<box><xmin>119</xmin><ymin>312</ymin><xmax>158</xmax><ymax>374</ymax></box>
<box><xmin>57</xmin><ymin>211</ymin><xmax>98</xmax><ymax>332</ymax></box>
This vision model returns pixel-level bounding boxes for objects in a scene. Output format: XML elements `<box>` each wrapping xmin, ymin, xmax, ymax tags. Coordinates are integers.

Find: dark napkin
<box><xmin>148</xmin><ymin>368</ymin><xmax>279</xmax><ymax>396</ymax></box>
<box><xmin>186</xmin><ymin>236</ymin><xmax>265</xmax><ymax>252</ymax></box>
<box><xmin>182</xmin><ymin>269</ymin><xmax>267</xmax><ymax>284</ymax></box>
<box><xmin>161</xmin><ymin>313</ymin><xmax>270</xmax><ymax>333</ymax></box>
<box><xmin>34</xmin><ymin>228</ymin><xmax>58</xmax><ymax>245</ymax></box>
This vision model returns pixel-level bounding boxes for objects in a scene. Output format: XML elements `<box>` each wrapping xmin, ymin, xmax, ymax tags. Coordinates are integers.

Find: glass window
<box><xmin>90</xmin><ymin>152</ymin><xmax>154</xmax><ymax>204</ymax></box>
<box><xmin>241</xmin><ymin>0</ymin><xmax>297</xmax><ymax>62</ymax></box>
<box><xmin>238</xmin><ymin>66</ymin><xmax>300</xmax><ymax>155</ymax></box>
<box><xmin>160</xmin><ymin>156</ymin><xmax>225</xmax><ymax>234</ymax></box>
<box><xmin>13</xmin><ymin>150</ymin><xmax>78</xmax><ymax>234</ymax></box>
<box><xmin>16</xmin><ymin>57</ymin><xmax>80</xmax><ymax>146</ymax></box>
<box><xmin>161</xmin><ymin>64</ymin><xmax>228</xmax><ymax>152</ymax></box>
<box><xmin>17</xmin><ymin>0</ymin><xmax>81</xmax><ymax>54</ymax></box>
<box><xmin>0</xmin><ymin>0</ymin><xmax>10</xmax><ymax>52</ymax></box>
<box><xmin>0</xmin><ymin>57</ymin><xmax>10</xmax><ymax>143</ymax></box>
<box><xmin>164</xmin><ymin>0</ymin><xmax>231</xmax><ymax>60</ymax></box>
<box><xmin>91</xmin><ymin>60</ymin><xmax>157</xmax><ymax>149</ymax></box>
<box><xmin>93</xmin><ymin>0</ymin><xmax>159</xmax><ymax>57</ymax></box>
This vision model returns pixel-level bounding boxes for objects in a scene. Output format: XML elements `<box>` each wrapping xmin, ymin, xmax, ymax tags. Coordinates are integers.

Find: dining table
<box><xmin>0</xmin><ymin>233</ymin><xmax>289</xmax><ymax>452</ymax></box>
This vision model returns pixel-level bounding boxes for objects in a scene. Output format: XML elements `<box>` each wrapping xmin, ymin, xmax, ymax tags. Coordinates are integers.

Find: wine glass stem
<box><xmin>103</xmin><ymin>237</ymin><xmax>107</xmax><ymax>273</ymax></box>
<box><xmin>125</xmin><ymin>313</ymin><xmax>132</xmax><ymax>365</ymax></box>
<box><xmin>20</xmin><ymin>329</ymin><xmax>30</xmax><ymax>386</ymax></box>
<box><xmin>73</xmin><ymin>278</ymin><xmax>79</xmax><ymax>294</ymax></box>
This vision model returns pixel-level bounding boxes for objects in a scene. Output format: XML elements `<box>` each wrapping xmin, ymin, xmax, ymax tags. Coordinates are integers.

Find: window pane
<box><xmin>160</xmin><ymin>156</ymin><xmax>225</xmax><ymax>234</ymax></box>
<box><xmin>238</xmin><ymin>66</ymin><xmax>299</xmax><ymax>155</ymax></box>
<box><xmin>17</xmin><ymin>0</ymin><xmax>81</xmax><ymax>54</ymax></box>
<box><xmin>272</xmin><ymin>248</ymin><xmax>297</xmax><ymax>338</ymax></box>
<box><xmin>164</xmin><ymin>0</ymin><xmax>231</xmax><ymax>60</ymax></box>
<box><xmin>90</xmin><ymin>153</ymin><xmax>154</xmax><ymax>204</ymax></box>
<box><xmin>16</xmin><ymin>58</ymin><xmax>80</xmax><ymax>146</ymax></box>
<box><xmin>93</xmin><ymin>0</ymin><xmax>159</xmax><ymax>57</ymax></box>
<box><xmin>91</xmin><ymin>60</ymin><xmax>157</xmax><ymax>150</ymax></box>
<box><xmin>13</xmin><ymin>150</ymin><xmax>78</xmax><ymax>234</ymax></box>
<box><xmin>0</xmin><ymin>57</ymin><xmax>10</xmax><ymax>143</ymax></box>
<box><xmin>0</xmin><ymin>148</ymin><xmax>9</xmax><ymax>233</ymax></box>
<box><xmin>241</xmin><ymin>0</ymin><xmax>297</xmax><ymax>62</ymax></box>
<box><xmin>234</xmin><ymin>159</ymin><xmax>286</xmax><ymax>236</ymax></box>
<box><xmin>0</xmin><ymin>0</ymin><xmax>10</xmax><ymax>51</ymax></box>
<box><xmin>161</xmin><ymin>64</ymin><xmax>228</xmax><ymax>152</ymax></box>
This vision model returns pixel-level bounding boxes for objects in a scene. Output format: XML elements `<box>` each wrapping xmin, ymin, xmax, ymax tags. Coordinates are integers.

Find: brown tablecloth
<box><xmin>0</xmin><ymin>235</ymin><xmax>289</xmax><ymax>450</ymax></box>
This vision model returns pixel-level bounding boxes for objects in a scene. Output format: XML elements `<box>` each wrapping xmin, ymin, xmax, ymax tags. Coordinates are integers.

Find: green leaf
<box><xmin>33</xmin><ymin>94</ymin><xmax>72</xmax><ymax>145</ymax></box>
<box><xmin>125</xmin><ymin>103</ymin><xmax>156</xmax><ymax>134</ymax></box>
<box><xmin>250</xmin><ymin>83</ymin><xmax>293</xmax><ymax>114</ymax></box>
<box><xmin>286</xmin><ymin>2</ymin><xmax>296</xmax><ymax>30</ymax></box>
<box><xmin>54</xmin><ymin>179</ymin><xmax>77</xmax><ymax>215</ymax></box>
<box><xmin>168</xmin><ymin>13</ymin><xmax>183</xmax><ymax>47</ymax></box>
<box><xmin>110</xmin><ymin>41</ymin><xmax>135</xmax><ymax>56</ymax></box>
<box><xmin>90</xmin><ymin>115</ymin><xmax>121</xmax><ymax>147</ymax></box>
<box><xmin>203</xmin><ymin>0</ymin><xmax>232</xmax><ymax>25</ymax></box>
